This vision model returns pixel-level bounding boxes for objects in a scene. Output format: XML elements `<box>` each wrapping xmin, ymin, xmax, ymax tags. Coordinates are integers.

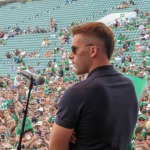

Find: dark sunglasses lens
<box><xmin>139</xmin><ymin>119</ymin><xmax>145</xmax><ymax>121</ymax></box>
<box><xmin>71</xmin><ymin>46</ymin><xmax>77</xmax><ymax>54</ymax></box>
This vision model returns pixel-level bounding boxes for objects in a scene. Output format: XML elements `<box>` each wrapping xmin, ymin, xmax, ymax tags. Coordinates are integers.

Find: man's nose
<box><xmin>69</xmin><ymin>52</ymin><xmax>74</xmax><ymax>60</ymax></box>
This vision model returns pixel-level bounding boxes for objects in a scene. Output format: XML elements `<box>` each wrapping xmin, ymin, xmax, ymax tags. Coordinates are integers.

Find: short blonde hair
<box><xmin>71</xmin><ymin>22</ymin><xmax>114</xmax><ymax>60</ymax></box>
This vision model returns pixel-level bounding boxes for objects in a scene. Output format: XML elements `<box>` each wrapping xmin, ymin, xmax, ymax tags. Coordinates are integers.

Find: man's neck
<box><xmin>88</xmin><ymin>60</ymin><xmax>110</xmax><ymax>74</ymax></box>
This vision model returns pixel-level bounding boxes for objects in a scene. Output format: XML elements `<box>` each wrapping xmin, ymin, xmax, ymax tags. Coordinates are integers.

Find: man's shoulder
<box><xmin>120</xmin><ymin>74</ymin><xmax>136</xmax><ymax>84</ymax></box>
<box><xmin>68</xmin><ymin>78</ymin><xmax>92</xmax><ymax>91</ymax></box>
<box><xmin>66</xmin><ymin>72</ymin><xmax>134</xmax><ymax>93</ymax></box>
<box><xmin>61</xmin><ymin>80</ymin><xmax>90</xmax><ymax>102</ymax></box>
<box><xmin>65</xmin><ymin>80</ymin><xmax>87</xmax><ymax>95</ymax></box>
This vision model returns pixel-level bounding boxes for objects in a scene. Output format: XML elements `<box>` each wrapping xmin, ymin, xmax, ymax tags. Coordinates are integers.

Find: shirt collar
<box><xmin>87</xmin><ymin>65</ymin><xmax>115</xmax><ymax>78</ymax></box>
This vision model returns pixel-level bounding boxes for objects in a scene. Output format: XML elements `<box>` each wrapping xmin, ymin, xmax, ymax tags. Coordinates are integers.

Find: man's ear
<box><xmin>90</xmin><ymin>46</ymin><xmax>98</xmax><ymax>58</ymax></box>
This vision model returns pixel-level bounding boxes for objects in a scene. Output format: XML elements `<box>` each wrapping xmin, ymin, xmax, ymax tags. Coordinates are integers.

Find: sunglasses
<box><xmin>71</xmin><ymin>44</ymin><xmax>93</xmax><ymax>54</ymax></box>
<box><xmin>138</xmin><ymin>119</ymin><xmax>145</xmax><ymax>121</ymax></box>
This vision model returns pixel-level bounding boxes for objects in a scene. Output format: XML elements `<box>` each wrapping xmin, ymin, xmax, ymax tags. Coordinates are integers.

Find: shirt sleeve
<box><xmin>55</xmin><ymin>84</ymin><xmax>87</xmax><ymax>129</ymax></box>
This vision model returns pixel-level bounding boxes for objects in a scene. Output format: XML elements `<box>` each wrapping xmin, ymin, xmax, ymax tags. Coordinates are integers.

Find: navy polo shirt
<box><xmin>55</xmin><ymin>65</ymin><xmax>138</xmax><ymax>150</ymax></box>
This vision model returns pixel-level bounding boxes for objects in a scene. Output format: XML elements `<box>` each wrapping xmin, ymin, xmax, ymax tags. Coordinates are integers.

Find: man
<box><xmin>6</xmin><ymin>51</ymin><xmax>11</xmax><ymax>59</ymax></box>
<box><xmin>50</xmin><ymin>22</ymin><xmax>138</xmax><ymax>150</ymax></box>
<box><xmin>59</xmin><ymin>65</ymin><xmax>64</xmax><ymax>77</ymax></box>
<box><xmin>140</xmin><ymin>102</ymin><xmax>148</xmax><ymax>112</ymax></box>
<box><xmin>6</xmin><ymin>118</ymin><xmax>16</xmax><ymax>130</ymax></box>
<box><xmin>137</xmin><ymin>114</ymin><xmax>147</xmax><ymax>128</ymax></box>
<box><xmin>8</xmin><ymin>103</ymin><xmax>19</xmax><ymax>124</ymax></box>
<box><xmin>134</xmin><ymin>136</ymin><xmax>149</xmax><ymax>150</ymax></box>
<box><xmin>0</xmin><ymin>125</ymin><xmax>7</xmax><ymax>135</ymax></box>
<box><xmin>29</xmin><ymin>99</ymin><xmax>38</xmax><ymax>112</ymax></box>
<box><xmin>135</xmin><ymin>127</ymin><xmax>143</xmax><ymax>139</ymax></box>
<box><xmin>145</xmin><ymin>133</ymin><xmax>150</xmax><ymax>148</ymax></box>
<box><xmin>9</xmin><ymin>133</ymin><xmax>17</xmax><ymax>148</ymax></box>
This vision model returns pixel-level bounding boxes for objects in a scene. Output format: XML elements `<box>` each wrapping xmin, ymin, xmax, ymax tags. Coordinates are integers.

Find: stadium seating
<box><xmin>0</xmin><ymin>0</ymin><xmax>150</xmax><ymax>77</ymax></box>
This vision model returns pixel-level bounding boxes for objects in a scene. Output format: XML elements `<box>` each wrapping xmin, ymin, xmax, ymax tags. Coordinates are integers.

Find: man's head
<box><xmin>9</xmin><ymin>133</ymin><xmax>16</xmax><ymax>146</ymax></box>
<box><xmin>38</xmin><ymin>143</ymin><xmax>48</xmax><ymax>150</ymax></box>
<box><xmin>135</xmin><ymin>127</ymin><xmax>143</xmax><ymax>138</ymax></box>
<box><xmin>49</xmin><ymin>116</ymin><xmax>55</xmax><ymax>127</ymax></box>
<box><xmin>0</xmin><ymin>125</ymin><xmax>6</xmax><ymax>134</ymax></box>
<box><xmin>41</xmin><ymin>124</ymin><xmax>50</xmax><ymax>135</ymax></box>
<box><xmin>3</xmin><ymin>110</ymin><xmax>10</xmax><ymax>118</ymax></box>
<box><xmin>134</xmin><ymin>136</ymin><xmax>145</xmax><ymax>149</ymax></box>
<box><xmin>45</xmin><ymin>132</ymin><xmax>51</xmax><ymax>141</ymax></box>
<box><xmin>8</xmin><ymin>104</ymin><xmax>15</xmax><ymax>113</ymax></box>
<box><xmin>6</xmin><ymin>119</ymin><xmax>15</xmax><ymax>129</ymax></box>
<box><xmin>69</xmin><ymin>22</ymin><xmax>114</xmax><ymax>75</ymax></box>
<box><xmin>138</xmin><ymin>114</ymin><xmax>147</xmax><ymax>128</ymax></box>
<box><xmin>140</xmin><ymin>102</ymin><xmax>148</xmax><ymax>111</ymax></box>
<box><xmin>43</xmin><ymin>107</ymin><xmax>49</xmax><ymax>115</ymax></box>
<box><xmin>29</xmin><ymin>99</ymin><xmax>38</xmax><ymax>110</ymax></box>
<box><xmin>145</xmin><ymin>133</ymin><xmax>150</xmax><ymax>147</ymax></box>
<box><xmin>21</xmin><ymin>100</ymin><xmax>27</xmax><ymax>109</ymax></box>
<box><xmin>18</xmin><ymin>87</ymin><xmax>26</xmax><ymax>96</ymax></box>
<box><xmin>8</xmin><ymin>90</ymin><xmax>14</xmax><ymax>99</ymax></box>
<box><xmin>142</xmin><ymin>110</ymin><xmax>149</xmax><ymax>119</ymax></box>
<box><xmin>20</xmin><ymin>80</ymin><xmax>25</xmax><ymax>87</ymax></box>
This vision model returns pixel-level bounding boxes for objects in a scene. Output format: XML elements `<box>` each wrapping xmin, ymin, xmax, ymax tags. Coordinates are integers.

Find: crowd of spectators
<box><xmin>0</xmin><ymin>51</ymin><xmax>83</xmax><ymax>149</ymax></box>
<box><xmin>58</xmin><ymin>28</ymin><xmax>70</xmax><ymax>45</ymax></box>
<box><xmin>117</xmin><ymin>1</ymin><xmax>130</xmax><ymax>9</ymax></box>
<box><xmin>13</xmin><ymin>25</ymin><xmax>50</xmax><ymax>35</ymax></box>
<box><xmin>0</xmin><ymin>25</ymin><xmax>50</xmax><ymax>47</ymax></box>
<box><xmin>5</xmin><ymin>49</ymin><xmax>25</xmax><ymax>64</ymax></box>
<box><xmin>5</xmin><ymin>49</ymin><xmax>40</xmax><ymax>63</ymax></box>
<box><xmin>44</xmin><ymin>47</ymin><xmax>63</xmax><ymax>58</ymax></box>
<box><xmin>112</xmin><ymin>14</ymin><xmax>150</xmax><ymax>32</ymax></box>
<box><xmin>27</xmin><ymin>51</ymin><xmax>40</xmax><ymax>58</ymax></box>
<box><xmin>0</xmin><ymin>0</ymin><xmax>30</xmax><ymax>7</ymax></box>
<box><xmin>117</xmin><ymin>0</ymin><xmax>134</xmax><ymax>10</ymax></box>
